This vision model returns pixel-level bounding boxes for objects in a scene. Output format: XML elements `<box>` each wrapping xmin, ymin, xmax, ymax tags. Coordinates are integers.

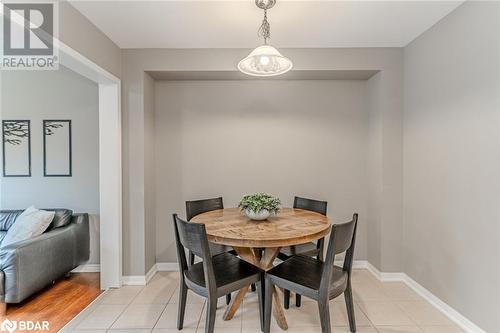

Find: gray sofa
<box><xmin>0</xmin><ymin>209</ymin><xmax>89</xmax><ymax>311</ymax></box>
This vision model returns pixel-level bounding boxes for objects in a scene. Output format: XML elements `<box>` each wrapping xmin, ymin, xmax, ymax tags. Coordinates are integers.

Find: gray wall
<box><xmin>366</xmin><ymin>72</ymin><xmax>382</xmax><ymax>269</ymax></box>
<box><xmin>144</xmin><ymin>73</ymin><xmax>157</xmax><ymax>272</ymax></box>
<box><xmin>403</xmin><ymin>2</ymin><xmax>500</xmax><ymax>332</ymax></box>
<box><xmin>59</xmin><ymin>2</ymin><xmax>122</xmax><ymax>78</ymax></box>
<box><xmin>0</xmin><ymin>66</ymin><xmax>100</xmax><ymax>265</ymax></box>
<box><xmin>154</xmin><ymin>80</ymin><xmax>369</xmax><ymax>262</ymax></box>
<box><xmin>121</xmin><ymin>47</ymin><xmax>403</xmax><ymax>275</ymax></box>
<box><xmin>365</xmin><ymin>54</ymin><xmax>404</xmax><ymax>272</ymax></box>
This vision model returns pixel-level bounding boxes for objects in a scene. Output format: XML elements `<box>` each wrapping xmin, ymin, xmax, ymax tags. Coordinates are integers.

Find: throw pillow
<box><xmin>2</xmin><ymin>206</ymin><xmax>55</xmax><ymax>247</ymax></box>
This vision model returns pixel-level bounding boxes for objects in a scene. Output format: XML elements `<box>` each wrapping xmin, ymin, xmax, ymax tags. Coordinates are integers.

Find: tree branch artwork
<box><xmin>3</xmin><ymin>121</ymin><xmax>29</xmax><ymax>145</ymax></box>
<box><xmin>44</xmin><ymin>121</ymin><xmax>63</xmax><ymax>136</ymax></box>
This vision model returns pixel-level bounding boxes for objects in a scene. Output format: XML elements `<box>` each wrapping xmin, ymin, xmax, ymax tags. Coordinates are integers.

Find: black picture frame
<box><xmin>43</xmin><ymin>119</ymin><xmax>72</xmax><ymax>177</ymax></box>
<box><xmin>2</xmin><ymin>120</ymin><xmax>31</xmax><ymax>177</ymax></box>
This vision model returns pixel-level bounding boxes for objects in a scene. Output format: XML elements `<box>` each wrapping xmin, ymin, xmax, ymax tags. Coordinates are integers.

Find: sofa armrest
<box><xmin>0</xmin><ymin>225</ymin><xmax>78</xmax><ymax>303</ymax></box>
<box><xmin>71</xmin><ymin>213</ymin><xmax>90</xmax><ymax>265</ymax></box>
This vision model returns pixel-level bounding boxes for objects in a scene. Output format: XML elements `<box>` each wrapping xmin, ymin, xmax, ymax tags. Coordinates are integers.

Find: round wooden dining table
<box><xmin>191</xmin><ymin>207</ymin><xmax>331</xmax><ymax>330</ymax></box>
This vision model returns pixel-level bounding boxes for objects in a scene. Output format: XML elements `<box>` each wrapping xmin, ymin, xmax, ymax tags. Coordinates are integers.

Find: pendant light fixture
<box><xmin>238</xmin><ymin>0</ymin><xmax>293</xmax><ymax>77</ymax></box>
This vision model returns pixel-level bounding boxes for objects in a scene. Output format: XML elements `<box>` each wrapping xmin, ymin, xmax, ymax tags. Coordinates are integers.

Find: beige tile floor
<box><xmin>63</xmin><ymin>270</ymin><xmax>464</xmax><ymax>333</ymax></box>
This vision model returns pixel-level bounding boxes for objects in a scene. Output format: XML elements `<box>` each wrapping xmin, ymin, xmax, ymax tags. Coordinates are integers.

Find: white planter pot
<box><xmin>244</xmin><ymin>209</ymin><xmax>270</xmax><ymax>221</ymax></box>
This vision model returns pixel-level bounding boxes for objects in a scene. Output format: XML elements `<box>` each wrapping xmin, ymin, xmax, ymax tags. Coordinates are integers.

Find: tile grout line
<box><xmin>195</xmin><ymin>300</ymin><xmax>207</xmax><ymax>333</ymax></box>
<box><xmin>71</xmin><ymin>288</ymin><xmax>133</xmax><ymax>332</ymax></box>
<box><xmin>353</xmin><ymin>272</ymin><xmax>423</xmax><ymax>328</ymax></box>
<box><xmin>392</xmin><ymin>299</ymin><xmax>422</xmax><ymax>327</ymax></box>
<box><xmin>121</xmin><ymin>275</ymin><xmax>182</xmax><ymax>331</ymax></box>
<box><xmin>109</xmin><ymin>274</ymin><xmax>180</xmax><ymax>332</ymax></box>
<box><xmin>149</xmin><ymin>301</ymin><xmax>169</xmax><ymax>332</ymax></box>
<box><xmin>68</xmin><ymin>292</ymin><xmax>108</xmax><ymax>331</ymax></box>
<box><xmin>353</xmin><ymin>299</ymin><xmax>377</xmax><ymax>329</ymax></box>
<box><xmin>106</xmin><ymin>285</ymin><xmax>146</xmax><ymax>331</ymax></box>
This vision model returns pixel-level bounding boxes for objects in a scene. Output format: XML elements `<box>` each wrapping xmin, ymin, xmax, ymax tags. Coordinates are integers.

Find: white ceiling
<box><xmin>69</xmin><ymin>0</ymin><xmax>463</xmax><ymax>49</ymax></box>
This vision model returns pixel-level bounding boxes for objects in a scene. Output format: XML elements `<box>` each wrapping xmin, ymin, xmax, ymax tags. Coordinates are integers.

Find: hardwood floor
<box><xmin>1</xmin><ymin>273</ymin><xmax>101</xmax><ymax>333</ymax></box>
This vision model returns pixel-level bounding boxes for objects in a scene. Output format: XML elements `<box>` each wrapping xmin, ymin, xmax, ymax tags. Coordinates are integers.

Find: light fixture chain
<box><xmin>258</xmin><ymin>9</ymin><xmax>271</xmax><ymax>44</ymax></box>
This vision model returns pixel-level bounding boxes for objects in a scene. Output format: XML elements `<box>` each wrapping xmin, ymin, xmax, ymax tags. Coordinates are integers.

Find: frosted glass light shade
<box><xmin>238</xmin><ymin>45</ymin><xmax>293</xmax><ymax>77</ymax></box>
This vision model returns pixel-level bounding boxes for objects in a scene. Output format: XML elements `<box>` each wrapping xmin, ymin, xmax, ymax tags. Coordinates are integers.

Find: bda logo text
<box><xmin>1</xmin><ymin>319</ymin><xmax>49</xmax><ymax>332</ymax></box>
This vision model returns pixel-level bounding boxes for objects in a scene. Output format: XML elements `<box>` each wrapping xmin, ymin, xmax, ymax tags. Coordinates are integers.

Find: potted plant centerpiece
<box><xmin>239</xmin><ymin>193</ymin><xmax>281</xmax><ymax>221</ymax></box>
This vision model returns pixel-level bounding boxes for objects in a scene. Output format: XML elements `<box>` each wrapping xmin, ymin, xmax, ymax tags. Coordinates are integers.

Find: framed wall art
<box><xmin>43</xmin><ymin>120</ymin><xmax>72</xmax><ymax>177</ymax></box>
<box><xmin>2</xmin><ymin>120</ymin><xmax>31</xmax><ymax>177</ymax></box>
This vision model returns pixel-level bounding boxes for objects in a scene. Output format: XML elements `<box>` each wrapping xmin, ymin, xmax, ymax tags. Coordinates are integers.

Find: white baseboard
<box><xmin>365</xmin><ymin>262</ymin><xmax>485</xmax><ymax>333</ymax></box>
<box><xmin>156</xmin><ymin>262</ymin><xmax>179</xmax><ymax>271</ymax></box>
<box><xmin>365</xmin><ymin>261</ymin><xmax>383</xmax><ymax>279</ymax></box>
<box><xmin>122</xmin><ymin>263</ymin><xmax>158</xmax><ymax>285</ymax></box>
<box><xmin>145</xmin><ymin>263</ymin><xmax>158</xmax><ymax>283</ymax></box>
<box><xmin>72</xmin><ymin>264</ymin><xmax>100</xmax><ymax>273</ymax></box>
<box><xmin>334</xmin><ymin>259</ymin><xmax>368</xmax><ymax>269</ymax></box>
<box><xmin>121</xmin><ymin>275</ymin><xmax>146</xmax><ymax>285</ymax></box>
<box><xmin>402</xmin><ymin>274</ymin><xmax>485</xmax><ymax>333</ymax></box>
<box><xmin>365</xmin><ymin>261</ymin><xmax>406</xmax><ymax>282</ymax></box>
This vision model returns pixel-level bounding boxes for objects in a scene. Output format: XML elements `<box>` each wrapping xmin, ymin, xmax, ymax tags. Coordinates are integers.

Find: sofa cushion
<box><xmin>0</xmin><ymin>209</ymin><xmax>74</xmax><ymax>231</ymax></box>
<box><xmin>0</xmin><ymin>211</ymin><xmax>22</xmax><ymax>231</ymax></box>
<box><xmin>2</xmin><ymin>206</ymin><xmax>55</xmax><ymax>247</ymax></box>
<box><xmin>0</xmin><ymin>231</ymin><xmax>7</xmax><ymax>245</ymax></box>
<box><xmin>48</xmin><ymin>209</ymin><xmax>73</xmax><ymax>229</ymax></box>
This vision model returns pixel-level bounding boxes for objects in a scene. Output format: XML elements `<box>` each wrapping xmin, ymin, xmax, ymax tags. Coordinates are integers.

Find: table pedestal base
<box><xmin>223</xmin><ymin>246</ymin><xmax>288</xmax><ymax>330</ymax></box>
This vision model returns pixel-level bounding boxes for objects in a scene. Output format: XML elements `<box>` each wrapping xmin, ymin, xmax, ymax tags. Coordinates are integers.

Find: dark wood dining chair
<box><xmin>173</xmin><ymin>214</ymin><xmax>264</xmax><ymax>333</ymax></box>
<box><xmin>264</xmin><ymin>213</ymin><xmax>358</xmax><ymax>333</ymax></box>
<box><xmin>279</xmin><ymin>196</ymin><xmax>327</xmax><ymax>308</ymax></box>
<box><xmin>186</xmin><ymin>197</ymin><xmax>238</xmax><ymax>304</ymax></box>
<box><xmin>186</xmin><ymin>197</ymin><xmax>233</xmax><ymax>266</ymax></box>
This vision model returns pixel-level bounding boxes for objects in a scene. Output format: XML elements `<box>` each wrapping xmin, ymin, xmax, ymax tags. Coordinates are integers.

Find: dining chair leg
<box><xmin>226</xmin><ymin>293</ymin><xmax>231</xmax><ymax>305</ymax></box>
<box><xmin>188</xmin><ymin>251</ymin><xmax>195</xmax><ymax>266</ymax></box>
<box><xmin>177</xmin><ymin>282</ymin><xmax>188</xmax><ymax>329</ymax></box>
<box><xmin>205</xmin><ymin>297</ymin><xmax>217</xmax><ymax>333</ymax></box>
<box><xmin>264</xmin><ymin>277</ymin><xmax>273</xmax><ymax>333</ymax></box>
<box><xmin>317</xmin><ymin>237</ymin><xmax>325</xmax><ymax>261</ymax></box>
<box><xmin>318</xmin><ymin>299</ymin><xmax>331</xmax><ymax>333</ymax></box>
<box><xmin>344</xmin><ymin>282</ymin><xmax>356</xmax><ymax>332</ymax></box>
<box><xmin>296</xmin><ymin>294</ymin><xmax>302</xmax><ymax>307</ymax></box>
<box><xmin>283</xmin><ymin>289</ymin><xmax>290</xmax><ymax>309</ymax></box>
<box><xmin>257</xmin><ymin>277</ymin><xmax>265</xmax><ymax>332</ymax></box>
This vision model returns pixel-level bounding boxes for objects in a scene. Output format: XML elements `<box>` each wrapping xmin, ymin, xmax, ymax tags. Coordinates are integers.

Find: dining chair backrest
<box><xmin>330</xmin><ymin>215</ymin><xmax>358</xmax><ymax>255</ymax></box>
<box><xmin>186</xmin><ymin>197</ymin><xmax>224</xmax><ymax>221</ymax></box>
<box><xmin>320</xmin><ymin>214</ymin><xmax>358</xmax><ymax>291</ymax></box>
<box><xmin>293</xmin><ymin>196</ymin><xmax>327</xmax><ymax>216</ymax></box>
<box><xmin>173</xmin><ymin>213</ymin><xmax>212</xmax><ymax>264</ymax></box>
<box><xmin>173</xmin><ymin>214</ymin><xmax>217</xmax><ymax>294</ymax></box>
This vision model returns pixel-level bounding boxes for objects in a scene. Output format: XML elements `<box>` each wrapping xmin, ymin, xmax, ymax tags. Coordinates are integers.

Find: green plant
<box><xmin>238</xmin><ymin>193</ymin><xmax>281</xmax><ymax>214</ymax></box>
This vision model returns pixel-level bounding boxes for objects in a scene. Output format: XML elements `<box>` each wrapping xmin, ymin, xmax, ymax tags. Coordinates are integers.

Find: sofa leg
<box><xmin>65</xmin><ymin>272</ymin><xmax>71</xmax><ymax>278</ymax></box>
<box><xmin>0</xmin><ymin>302</ymin><xmax>6</xmax><ymax>316</ymax></box>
